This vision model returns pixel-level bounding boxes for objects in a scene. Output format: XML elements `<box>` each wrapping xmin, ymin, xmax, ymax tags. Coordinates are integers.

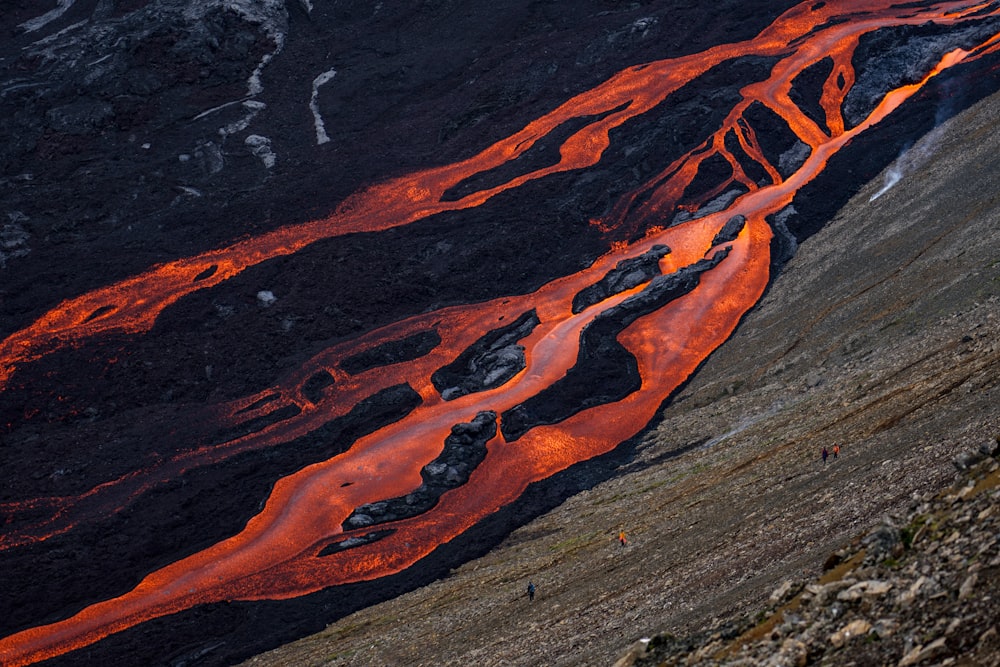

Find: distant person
<box><xmin>618</xmin><ymin>530</ymin><xmax>627</xmax><ymax>548</ymax></box>
<box><xmin>821</xmin><ymin>446</ymin><xmax>829</xmax><ymax>464</ymax></box>
<box><xmin>833</xmin><ymin>444</ymin><xmax>840</xmax><ymax>459</ymax></box>
<box><xmin>527</xmin><ymin>581</ymin><xmax>535</xmax><ymax>602</ymax></box>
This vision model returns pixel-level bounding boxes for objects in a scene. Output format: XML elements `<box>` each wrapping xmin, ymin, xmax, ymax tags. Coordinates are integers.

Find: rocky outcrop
<box><xmin>342</xmin><ymin>411</ymin><xmax>497</xmax><ymax>530</ymax></box>
<box><xmin>843</xmin><ymin>19</ymin><xmax>1000</xmax><ymax>127</ymax></box>
<box><xmin>432</xmin><ymin>311</ymin><xmax>539</xmax><ymax>401</ymax></box>
<box><xmin>710</xmin><ymin>215</ymin><xmax>745</xmax><ymax>247</ymax></box>
<box><xmin>572</xmin><ymin>245</ymin><xmax>672</xmax><ymax>314</ymax></box>
<box><xmin>629</xmin><ymin>447</ymin><xmax>1000</xmax><ymax>666</ymax></box>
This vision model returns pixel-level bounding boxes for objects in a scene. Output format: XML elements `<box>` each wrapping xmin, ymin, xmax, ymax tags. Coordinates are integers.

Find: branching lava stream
<box><xmin>2</xmin><ymin>1</ymin><xmax>1000</xmax><ymax>664</ymax></box>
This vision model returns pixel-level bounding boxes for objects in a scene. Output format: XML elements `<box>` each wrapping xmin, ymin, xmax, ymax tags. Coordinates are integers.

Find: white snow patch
<box><xmin>218</xmin><ymin>100</ymin><xmax>266</xmax><ymax>138</ymax></box>
<box><xmin>245</xmin><ymin>135</ymin><xmax>276</xmax><ymax>168</ymax></box>
<box><xmin>299</xmin><ymin>0</ymin><xmax>314</xmax><ymax>14</ymax></box>
<box><xmin>256</xmin><ymin>290</ymin><xmax>277</xmax><ymax>306</ymax></box>
<box><xmin>19</xmin><ymin>0</ymin><xmax>77</xmax><ymax>33</ymax></box>
<box><xmin>194</xmin><ymin>99</ymin><xmax>251</xmax><ymax>122</ymax></box>
<box><xmin>181</xmin><ymin>0</ymin><xmax>288</xmax><ymax>121</ymax></box>
<box><xmin>310</xmin><ymin>68</ymin><xmax>338</xmax><ymax>145</ymax></box>
<box><xmin>246</xmin><ymin>35</ymin><xmax>284</xmax><ymax>96</ymax></box>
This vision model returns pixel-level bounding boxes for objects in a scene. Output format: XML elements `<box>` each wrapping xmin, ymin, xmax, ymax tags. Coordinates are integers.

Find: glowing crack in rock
<box><xmin>2</xmin><ymin>1</ymin><xmax>1000</xmax><ymax>664</ymax></box>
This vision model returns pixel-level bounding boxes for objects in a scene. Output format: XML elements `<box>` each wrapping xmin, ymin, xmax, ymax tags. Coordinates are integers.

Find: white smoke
<box><xmin>869</xmin><ymin>160</ymin><xmax>904</xmax><ymax>202</ymax></box>
<box><xmin>869</xmin><ymin>122</ymin><xmax>948</xmax><ymax>202</ymax></box>
<box><xmin>870</xmin><ymin>93</ymin><xmax>955</xmax><ymax>202</ymax></box>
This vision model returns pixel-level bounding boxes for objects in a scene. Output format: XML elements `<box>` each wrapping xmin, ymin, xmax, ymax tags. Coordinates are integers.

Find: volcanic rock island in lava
<box><xmin>2</xmin><ymin>1</ymin><xmax>1000</xmax><ymax>665</ymax></box>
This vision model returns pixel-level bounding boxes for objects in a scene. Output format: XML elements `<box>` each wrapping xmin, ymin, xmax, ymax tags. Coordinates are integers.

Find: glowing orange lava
<box><xmin>2</xmin><ymin>1</ymin><xmax>999</xmax><ymax>664</ymax></box>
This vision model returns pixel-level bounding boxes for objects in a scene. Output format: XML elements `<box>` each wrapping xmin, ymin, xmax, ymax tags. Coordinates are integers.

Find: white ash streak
<box><xmin>18</xmin><ymin>0</ymin><xmax>77</xmax><ymax>33</ymax></box>
<box><xmin>211</xmin><ymin>0</ymin><xmax>289</xmax><ymax>97</ymax></box>
<box><xmin>310</xmin><ymin>68</ymin><xmax>338</xmax><ymax>145</ymax></box>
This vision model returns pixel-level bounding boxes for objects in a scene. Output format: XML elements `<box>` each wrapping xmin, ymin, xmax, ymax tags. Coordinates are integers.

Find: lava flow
<box><xmin>2</xmin><ymin>1</ymin><xmax>1000</xmax><ymax>664</ymax></box>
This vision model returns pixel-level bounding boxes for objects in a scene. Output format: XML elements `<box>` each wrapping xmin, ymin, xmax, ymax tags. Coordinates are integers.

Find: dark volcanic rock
<box><xmin>711</xmin><ymin>214</ymin><xmax>746</xmax><ymax>247</ymax></box>
<box><xmin>572</xmin><ymin>245</ymin><xmax>672</xmax><ymax>314</ymax></box>
<box><xmin>844</xmin><ymin>18</ymin><xmax>1000</xmax><ymax>128</ymax></box>
<box><xmin>341</xmin><ymin>330</ymin><xmax>442</xmax><ymax>376</ymax></box>
<box><xmin>0</xmin><ymin>382</ymin><xmax>422</xmax><ymax>639</ymax></box>
<box><xmin>432</xmin><ymin>311</ymin><xmax>540</xmax><ymax>401</ymax></box>
<box><xmin>341</xmin><ymin>411</ymin><xmax>497</xmax><ymax>530</ymax></box>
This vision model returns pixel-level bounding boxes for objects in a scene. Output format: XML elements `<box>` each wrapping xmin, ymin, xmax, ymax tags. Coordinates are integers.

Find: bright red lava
<box><xmin>2</xmin><ymin>1</ymin><xmax>1000</xmax><ymax>664</ymax></box>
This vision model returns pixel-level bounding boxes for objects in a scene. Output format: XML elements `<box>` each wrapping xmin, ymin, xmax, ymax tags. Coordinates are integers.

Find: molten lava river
<box><xmin>3</xmin><ymin>1</ymin><xmax>1000</xmax><ymax>663</ymax></box>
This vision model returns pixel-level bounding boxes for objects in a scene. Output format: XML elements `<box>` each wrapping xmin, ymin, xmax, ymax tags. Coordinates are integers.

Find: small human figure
<box><xmin>821</xmin><ymin>446</ymin><xmax>829</xmax><ymax>464</ymax></box>
<box><xmin>833</xmin><ymin>444</ymin><xmax>840</xmax><ymax>459</ymax></box>
<box><xmin>618</xmin><ymin>530</ymin><xmax>627</xmax><ymax>548</ymax></box>
<box><xmin>527</xmin><ymin>581</ymin><xmax>535</xmax><ymax>602</ymax></box>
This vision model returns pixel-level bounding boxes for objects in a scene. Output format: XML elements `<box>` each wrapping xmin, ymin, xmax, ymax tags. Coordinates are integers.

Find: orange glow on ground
<box><xmin>2</xmin><ymin>1</ymin><xmax>999</xmax><ymax>664</ymax></box>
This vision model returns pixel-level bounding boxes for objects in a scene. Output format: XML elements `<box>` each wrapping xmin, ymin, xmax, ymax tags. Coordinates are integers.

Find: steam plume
<box><xmin>870</xmin><ymin>92</ymin><xmax>956</xmax><ymax>202</ymax></box>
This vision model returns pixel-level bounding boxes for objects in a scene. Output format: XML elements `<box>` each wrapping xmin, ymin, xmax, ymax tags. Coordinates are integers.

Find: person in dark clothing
<box><xmin>821</xmin><ymin>446</ymin><xmax>829</xmax><ymax>464</ymax></box>
<box><xmin>527</xmin><ymin>581</ymin><xmax>535</xmax><ymax>601</ymax></box>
